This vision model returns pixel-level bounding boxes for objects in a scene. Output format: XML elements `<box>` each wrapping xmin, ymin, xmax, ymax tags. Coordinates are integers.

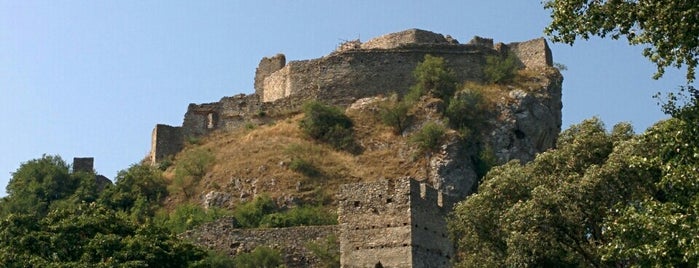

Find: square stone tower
<box><xmin>338</xmin><ymin>178</ymin><xmax>453</xmax><ymax>268</ymax></box>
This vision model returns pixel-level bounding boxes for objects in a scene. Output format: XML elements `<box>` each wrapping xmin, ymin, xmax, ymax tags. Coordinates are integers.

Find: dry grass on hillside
<box><xmin>163</xmin><ymin>108</ymin><xmax>427</xmax><ymax>210</ymax></box>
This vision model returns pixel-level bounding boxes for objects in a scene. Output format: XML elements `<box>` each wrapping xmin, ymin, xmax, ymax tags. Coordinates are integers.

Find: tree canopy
<box><xmin>0</xmin><ymin>158</ymin><xmax>210</xmax><ymax>267</ymax></box>
<box><xmin>544</xmin><ymin>0</ymin><xmax>699</xmax><ymax>83</ymax></box>
<box><xmin>448</xmin><ymin>88</ymin><xmax>699</xmax><ymax>267</ymax></box>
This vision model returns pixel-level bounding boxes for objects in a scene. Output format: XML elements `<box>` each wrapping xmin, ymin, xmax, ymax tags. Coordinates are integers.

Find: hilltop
<box><xmin>149</xmin><ymin>29</ymin><xmax>563</xmax><ymax>267</ymax></box>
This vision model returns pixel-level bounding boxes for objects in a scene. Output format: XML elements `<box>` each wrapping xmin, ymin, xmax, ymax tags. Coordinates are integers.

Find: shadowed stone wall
<box><xmin>338</xmin><ymin>178</ymin><xmax>453</xmax><ymax>268</ymax></box>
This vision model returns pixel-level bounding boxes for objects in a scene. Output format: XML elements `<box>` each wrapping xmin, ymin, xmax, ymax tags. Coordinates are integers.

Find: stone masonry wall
<box><xmin>260</xmin><ymin>45</ymin><xmax>490</xmax><ymax>104</ymax></box>
<box><xmin>339</xmin><ymin>179</ymin><xmax>414</xmax><ymax>268</ymax></box>
<box><xmin>337</xmin><ymin>178</ymin><xmax>452</xmax><ymax>268</ymax></box>
<box><xmin>72</xmin><ymin>157</ymin><xmax>94</xmax><ymax>173</ymax></box>
<box><xmin>411</xmin><ymin>182</ymin><xmax>453</xmax><ymax>268</ymax></box>
<box><xmin>150</xmin><ymin>124</ymin><xmax>182</xmax><ymax>164</ymax></box>
<box><xmin>255</xmin><ymin>54</ymin><xmax>286</xmax><ymax>97</ymax></box>
<box><xmin>360</xmin><ymin>28</ymin><xmax>453</xmax><ymax>50</ymax></box>
<box><xmin>181</xmin><ymin>221</ymin><xmax>338</xmax><ymax>268</ymax></box>
<box><xmin>257</xmin><ymin>30</ymin><xmax>552</xmax><ymax>104</ymax></box>
<box><xmin>508</xmin><ymin>38</ymin><xmax>553</xmax><ymax>70</ymax></box>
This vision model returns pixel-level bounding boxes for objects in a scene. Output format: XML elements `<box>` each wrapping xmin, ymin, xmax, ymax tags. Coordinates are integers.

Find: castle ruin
<box><xmin>165</xmin><ymin>29</ymin><xmax>561</xmax><ymax>267</ymax></box>
<box><xmin>149</xmin><ymin>28</ymin><xmax>554</xmax><ymax>164</ymax></box>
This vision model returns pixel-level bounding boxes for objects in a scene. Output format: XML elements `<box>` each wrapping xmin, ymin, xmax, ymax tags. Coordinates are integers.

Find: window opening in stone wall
<box><xmin>386</xmin><ymin>198</ymin><xmax>392</xmax><ymax>203</ymax></box>
<box><xmin>354</xmin><ymin>201</ymin><xmax>360</xmax><ymax>207</ymax></box>
<box><xmin>207</xmin><ymin>113</ymin><xmax>215</xmax><ymax>129</ymax></box>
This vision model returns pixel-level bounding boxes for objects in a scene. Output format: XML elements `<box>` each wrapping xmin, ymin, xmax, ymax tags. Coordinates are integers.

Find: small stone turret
<box><xmin>72</xmin><ymin>157</ymin><xmax>94</xmax><ymax>173</ymax></box>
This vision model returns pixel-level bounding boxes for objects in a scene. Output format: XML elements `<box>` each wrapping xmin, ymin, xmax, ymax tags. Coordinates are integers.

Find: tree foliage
<box><xmin>0</xmin><ymin>203</ymin><xmax>205</xmax><ymax>267</ymax></box>
<box><xmin>449</xmin><ymin>118</ymin><xmax>642</xmax><ymax>267</ymax></box>
<box><xmin>99</xmin><ymin>163</ymin><xmax>167</xmax><ymax>222</ymax></box>
<box><xmin>483</xmin><ymin>52</ymin><xmax>518</xmax><ymax>84</ymax></box>
<box><xmin>379</xmin><ymin>93</ymin><xmax>412</xmax><ymax>135</ymax></box>
<box><xmin>410</xmin><ymin>121</ymin><xmax>446</xmax><ymax>154</ymax></box>
<box><xmin>445</xmin><ymin>86</ymin><xmax>490</xmax><ymax>138</ymax></box>
<box><xmin>172</xmin><ymin>147</ymin><xmax>215</xmax><ymax>199</ymax></box>
<box><xmin>449</xmin><ymin>87</ymin><xmax>699</xmax><ymax>267</ymax></box>
<box><xmin>1</xmin><ymin>155</ymin><xmax>104</xmax><ymax>218</ymax></box>
<box><xmin>407</xmin><ymin>54</ymin><xmax>457</xmax><ymax>103</ymax></box>
<box><xmin>232</xmin><ymin>195</ymin><xmax>336</xmax><ymax>229</ymax></box>
<box><xmin>601</xmin><ymin>87</ymin><xmax>699</xmax><ymax>266</ymax></box>
<box><xmin>299</xmin><ymin>101</ymin><xmax>357</xmax><ymax>152</ymax></box>
<box><xmin>544</xmin><ymin>0</ymin><xmax>699</xmax><ymax>82</ymax></box>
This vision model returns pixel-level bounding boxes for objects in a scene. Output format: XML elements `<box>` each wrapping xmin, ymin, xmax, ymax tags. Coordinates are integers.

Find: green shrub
<box><xmin>156</xmin><ymin>203</ymin><xmax>231</xmax><ymax>233</ymax></box>
<box><xmin>307</xmin><ymin>235</ymin><xmax>340</xmax><ymax>268</ymax></box>
<box><xmin>410</xmin><ymin>121</ymin><xmax>446</xmax><ymax>154</ymax></box>
<box><xmin>380</xmin><ymin>97</ymin><xmax>411</xmax><ymax>135</ymax></box>
<box><xmin>299</xmin><ymin>101</ymin><xmax>356</xmax><ymax>151</ymax></box>
<box><xmin>445</xmin><ymin>87</ymin><xmax>489</xmax><ymax>137</ymax></box>
<box><xmin>191</xmin><ymin>250</ymin><xmax>236</xmax><ymax>268</ymax></box>
<box><xmin>409</xmin><ymin>54</ymin><xmax>457</xmax><ymax>102</ymax></box>
<box><xmin>171</xmin><ymin>148</ymin><xmax>215</xmax><ymax>198</ymax></box>
<box><xmin>233</xmin><ymin>195</ymin><xmax>279</xmax><ymax>228</ymax></box>
<box><xmin>484</xmin><ymin>52</ymin><xmax>519</xmax><ymax>84</ymax></box>
<box><xmin>288</xmin><ymin>158</ymin><xmax>321</xmax><ymax>178</ymax></box>
<box><xmin>474</xmin><ymin>146</ymin><xmax>497</xmax><ymax>178</ymax></box>
<box><xmin>233</xmin><ymin>246</ymin><xmax>284</xmax><ymax>268</ymax></box>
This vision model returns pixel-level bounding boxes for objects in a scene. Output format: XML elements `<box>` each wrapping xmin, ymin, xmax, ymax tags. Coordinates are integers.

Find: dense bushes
<box><xmin>233</xmin><ymin>195</ymin><xmax>337</xmax><ymax>228</ymax></box>
<box><xmin>445</xmin><ymin>86</ymin><xmax>490</xmax><ymax>138</ymax></box>
<box><xmin>156</xmin><ymin>203</ymin><xmax>231</xmax><ymax>233</ymax></box>
<box><xmin>484</xmin><ymin>51</ymin><xmax>519</xmax><ymax>84</ymax></box>
<box><xmin>410</xmin><ymin>121</ymin><xmax>446</xmax><ymax>154</ymax></box>
<box><xmin>233</xmin><ymin>246</ymin><xmax>284</xmax><ymax>268</ymax></box>
<box><xmin>171</xmin><ymin>147</ymin><xmax>215</xmax><ymax>198</ymax></box>
<box><xmin>408</xmin><ymin>54</ymin><xmax>457</xmax><ymax>102</ymax></box>
<box><xmin>299</xmin><ymin>101</ymin><xmax>357</xmax><ymax>152</ymax></box>
<box><xmin>379</xmin><ymin>94</ymin><xmax>412</xmax><ymax>135</ymax></box>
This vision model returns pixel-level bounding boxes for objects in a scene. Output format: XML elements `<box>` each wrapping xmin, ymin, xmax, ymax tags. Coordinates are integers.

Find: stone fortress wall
<box><xmin>148</xmin><ymin>28</ymin><xmax>553</xmax><ymax>164</ymax></box>
<box><xmin>338</xmin><ymin>178</ymin><xmax>453</xmax><ymax>268</ymax></box>
<box><xmin>185</xmin><ymin>177</ymin><xmax>452</xmax><ymax>268</ymax></box>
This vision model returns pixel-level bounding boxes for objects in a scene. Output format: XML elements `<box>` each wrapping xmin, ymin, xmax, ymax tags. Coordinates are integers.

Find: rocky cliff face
<box><xmin>413</xmin><ymin>69</ymin><xmax>562</xmax><ymax>201</ymax></box>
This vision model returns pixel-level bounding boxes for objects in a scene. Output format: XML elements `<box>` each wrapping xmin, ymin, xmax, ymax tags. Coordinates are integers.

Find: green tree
<box><xmin>544</xmin><ymin>0</ymin><xmax>699</xmax><ymax>82</ymax></box>
<box><xmin>410</xmin><ymin>121</ymin><xmax>446</xmax><ymax>154</ymax></box>
<box><xmin>483</xmin><ymin>52</ymin><xmax>518</xmax><ymax>84</ymax></box>
<box><xmin>233</xmin><ymin>195</ymin><xmax>279</xmax><ymax>228</ymax></box>
<box><xmin>601</xmin><ymin>87</ymin><xmax>699</xmax><ymax>266</ymax></box>
<box><xmin>445</xmin><ymin>86</ymin><xmax>489</xmax><ymax>137</ymax></box>
<box><xmin>379</xmin><ymin>94</ymin><xmax>412</xmax><ymax>135</ymax></box>
<box><xmin>172</xmin><ymin>148</ymin><xmax>215</xmax><ymax>198</ymax></box>
<box><xmin>448</xmin><ymin>118</ymin><xmax>640</xmax><ymax>267</ymax></box>
<box><xmin>0</xmin><ymin>202</ymin><xmax>205</xmax><ymax>267</ymax></box>
<box><xmin>1</xmin><ymin>155</ymin><xmax>98</xmax><ymax>218</ymax></box>
<box><xmin>156</xmin><ymin>203</ymin><xmax>231</xmax><ymax>233</ymax></box>
<box><xmin>407</xmin><ymin>54</ymin><xmax>457</xmax><ymax>103</ymax></box>
<box><xmin>99</xmin><ymin>163</ymin><xmax>168</xmax><ymax>222</ymax></box>
<box><xmin>299</xmin><ymin>101</ymin><xmax>356</xmax><ymax>151</ymax></box>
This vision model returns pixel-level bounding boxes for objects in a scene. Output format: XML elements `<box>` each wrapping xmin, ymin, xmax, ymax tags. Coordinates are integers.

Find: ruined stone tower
<box><xmin>338</xmin><ymin>178</ymin><xmax>453</xmax><ymax>268</ymax></box>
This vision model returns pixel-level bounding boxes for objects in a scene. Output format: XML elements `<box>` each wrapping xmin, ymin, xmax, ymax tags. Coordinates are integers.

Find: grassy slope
<box><xmin>163</xmin><ymin>104</ymin><xmax>426</xmax><ymax>210</ymax></box>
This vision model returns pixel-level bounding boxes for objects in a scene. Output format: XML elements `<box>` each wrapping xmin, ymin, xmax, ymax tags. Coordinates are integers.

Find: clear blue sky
<box><xmin>0</xmin><ymin>1</ymin><xmax>689</xmax><ymax>196</ymax></box>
